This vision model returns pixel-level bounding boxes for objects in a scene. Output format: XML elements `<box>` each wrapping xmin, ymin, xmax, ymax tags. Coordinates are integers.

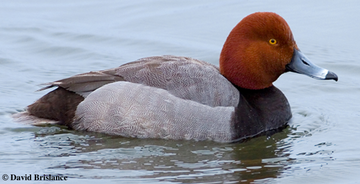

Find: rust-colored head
<box><xmin>220</xmin><ymin>12</ymin><xmax>297</xmax><ymax>89</ymax></box>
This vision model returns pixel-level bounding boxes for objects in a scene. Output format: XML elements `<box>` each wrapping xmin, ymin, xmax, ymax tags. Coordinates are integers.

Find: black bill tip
<box><xmin>326</xmin><ymin>71</ymin><xmax>338</xmax><ymax>81</ymax></box>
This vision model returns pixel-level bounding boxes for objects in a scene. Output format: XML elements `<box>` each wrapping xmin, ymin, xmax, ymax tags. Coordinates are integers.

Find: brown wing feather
<box><xmin>39</xmin><ymin>70</ymin><xmax>125</xmax><ymax>97</ymax></box>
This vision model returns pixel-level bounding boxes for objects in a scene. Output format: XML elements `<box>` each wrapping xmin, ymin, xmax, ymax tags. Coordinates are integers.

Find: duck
<box><xmin>14</xmin><ymin>12</ymin><xmax>338</xmax><ymax>143</ymax></box>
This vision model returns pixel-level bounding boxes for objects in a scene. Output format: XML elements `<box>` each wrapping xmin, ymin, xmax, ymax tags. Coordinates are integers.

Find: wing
<box><xmin>40</xmin><ymin>55</ymin><xmax>239</xmax><ymax>107</ymax></box>
<box><xmin>39</xmin><ymin>69</ymin><xmax>125</xmax><ymax>97</ymax></box>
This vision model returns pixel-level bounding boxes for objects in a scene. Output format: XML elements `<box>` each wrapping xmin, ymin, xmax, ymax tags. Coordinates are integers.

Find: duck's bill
<box><xmin>286</xmin><ymin>49</ymin><xmax>338</xmax><ymax>81</ymax></box>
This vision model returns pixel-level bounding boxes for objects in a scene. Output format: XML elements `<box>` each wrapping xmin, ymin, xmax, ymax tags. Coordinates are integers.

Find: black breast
<box><xmin>230</xmin><ymin>86</ymin><xmax>292</xmax><ymax>142</ymax></box>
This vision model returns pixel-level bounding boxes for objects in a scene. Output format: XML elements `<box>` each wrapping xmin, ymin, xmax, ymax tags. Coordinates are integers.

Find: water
<box><xmin>1</xmin><ymin>0</ymin><xmax>359</xmax><ymax>183</ymax></box>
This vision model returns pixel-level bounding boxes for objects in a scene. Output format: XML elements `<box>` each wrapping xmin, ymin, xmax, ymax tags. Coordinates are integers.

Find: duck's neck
<box><xmin>230</xmin><ymin>85</ymin><xmax>292</xmax><ymax>142</ymax></box>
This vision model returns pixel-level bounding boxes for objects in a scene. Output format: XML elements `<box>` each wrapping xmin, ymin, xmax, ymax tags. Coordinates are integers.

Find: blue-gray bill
<box><xmin>286</xmin><ymin>49</ymin><xmax>338</xmax><ymax>81</ymax></box>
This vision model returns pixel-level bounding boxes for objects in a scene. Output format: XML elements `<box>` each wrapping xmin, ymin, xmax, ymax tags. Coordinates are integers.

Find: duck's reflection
<box><xmin>34</xmin><ymin>125</ymin><xmax>293</xmax><ymax>183</ymax></box>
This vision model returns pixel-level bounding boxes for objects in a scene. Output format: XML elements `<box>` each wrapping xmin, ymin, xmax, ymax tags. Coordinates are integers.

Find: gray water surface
<box><xmin>1</xmin><ymin>1</ymin><xmax>359</xmax><ymax>183</ymax></box>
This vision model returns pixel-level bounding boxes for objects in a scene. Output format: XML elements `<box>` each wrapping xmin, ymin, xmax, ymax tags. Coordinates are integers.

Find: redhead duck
<box><xmin>15</xmin><ymin>12</ymin><xmax>337</xmax><ymax>142</ymax></box>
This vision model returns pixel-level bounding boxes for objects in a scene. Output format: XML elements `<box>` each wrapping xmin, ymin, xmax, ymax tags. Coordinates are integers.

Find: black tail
<box><xmin>27</xmin><ymin>87</ymin><xmax>84</xmax><ymax>129</ymax></box>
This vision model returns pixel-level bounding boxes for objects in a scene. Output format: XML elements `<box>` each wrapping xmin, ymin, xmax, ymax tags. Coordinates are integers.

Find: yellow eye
<box><xmin>269</xmin><ymin>39</ymin><xmax>277</xmax><ymax>45</ymax></box>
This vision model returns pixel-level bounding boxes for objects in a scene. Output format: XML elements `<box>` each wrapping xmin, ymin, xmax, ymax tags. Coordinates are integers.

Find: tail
<box><xmin>12</xmin><ymin>111</ymin><xmax>59</xmax><ymax>126</ymax></box>
<box><xmin>15</xmin><ymin>87</ymin><xmax>84</xmax><ymax>129</ymax></box>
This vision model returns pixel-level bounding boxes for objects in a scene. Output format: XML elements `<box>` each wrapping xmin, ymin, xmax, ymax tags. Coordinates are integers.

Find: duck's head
<box><xmin>220</xmin><ymin>12</ymin><xmax>338</xmax><ymax>90</ymax></box>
